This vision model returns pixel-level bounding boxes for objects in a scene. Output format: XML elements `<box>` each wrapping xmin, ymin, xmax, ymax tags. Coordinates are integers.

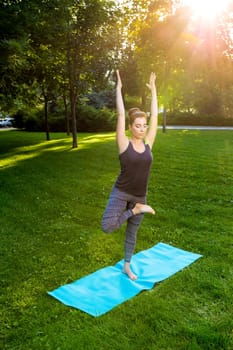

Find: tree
<box><xmin>63</xmin><ymin>0</ymin><xmax>119</xmax><ymax>147</ymax></box>
<box><xmin>121</xmin><ymin>1</ymin><xmax>191</xmax><ymax>131</ymax></box>
<box><xmin>0</xmin><ymin>0</ymin><xmax>63</xmax><ymax>137</ymax></box>
<box><xmin>0</xmin><ymin>0</ymin><xmax>120</xmax><ymax>145</ymax></box>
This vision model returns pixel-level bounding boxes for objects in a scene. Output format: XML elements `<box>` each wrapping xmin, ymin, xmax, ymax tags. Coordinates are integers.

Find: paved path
<box><xmin>159</xmin><ymin>125</ymin><xmax>233</xmax><ymax>130</ymax></box>
<box><xmin>0</xmin><ymin>127</ymin><xmax>16</xmax><ymax>131</ymax></box>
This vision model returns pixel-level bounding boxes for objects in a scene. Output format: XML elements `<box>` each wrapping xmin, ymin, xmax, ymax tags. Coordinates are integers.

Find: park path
<box><xmin>158</xmin><ymin>125</ymin><xmax>233</xmax><ymax>130</ymax></box>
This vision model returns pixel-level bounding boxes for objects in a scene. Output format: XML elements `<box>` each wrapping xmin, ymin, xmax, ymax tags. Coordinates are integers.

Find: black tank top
<box><xmin>115</xmin><ymin>141</ymin><xmax>153</xmax><ymax>196</ymax></box>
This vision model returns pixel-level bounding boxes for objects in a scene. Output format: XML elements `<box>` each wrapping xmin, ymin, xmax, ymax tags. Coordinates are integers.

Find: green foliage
<box><xmin>87</xmin><ymin>89</ymin><xmax>116</xmax><ymax>109</ymax></box>
<box><xmin>119</xmin><ymin>2</ymin><xmax>233</xmax><ymax>120</ymax></box>
<box><xmin>161</xmin><ymin>111</ymin><xmax>233</xmax><ymax>126</ymax></box>
<box><xmin>77</xmin><ymin>104</ymin><xmax>117</xmax><ymax>132</ymax></box>
<box><xmin>12</xmin><ymin>108</ymin><xmax>44</xmax><ymax>131</ymax></box>
<box><xmin>0</xmin><ymin>0</ymin><xmax>120</xmax><ymax>141</ymax></box>
<box><xmin>1</xmin><ymin>0</ymin><xmax>233</xmax><ymax>129</ymax></box>
<box><xmin>12</xmin><ymin>104</ymin><xmax>117</xmax><ymax>132</ymax></box>
<box><xmin>0</xmin><ymin>129</ymin><xmax>233</xmax><ymax>350</ymax></box>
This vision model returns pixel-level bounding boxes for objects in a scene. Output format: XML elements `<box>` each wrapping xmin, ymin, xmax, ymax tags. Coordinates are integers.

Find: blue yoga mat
<box><xmin>48</xmin><ymin>242</ymin><xmax>202</xmax><ymax>316</ymax></box>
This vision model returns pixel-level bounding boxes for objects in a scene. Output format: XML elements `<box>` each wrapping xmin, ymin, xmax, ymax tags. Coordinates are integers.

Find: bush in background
<box><xmin>159</xmin><ymin>111</ymin><xmax>233</xmax><ymax>126</ymax></box>
<box><xmin>77</xmin><ymin>104</ymin><xmax>116</xmax><ymax>132</ymax></box>
<box><xmin>86</xmin><ymin>90</ymin><xmax>115</xmax><ymax>109</ymax></box>
<box><xmin>12</xmin><ymin>104</ymin><xmax>117</xmax><ymax>132</ymax></box>
<box><xmin>12</xmin><ymin>108</ymin><xmax>44</xmax><ymax>130</ymax></box>
<box><xmin>11</xmin><ymin>103</ymin><xmax>233</xmax><ymax>133</ymax></box>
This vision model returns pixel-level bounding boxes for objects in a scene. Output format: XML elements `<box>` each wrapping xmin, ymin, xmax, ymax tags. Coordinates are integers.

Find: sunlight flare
<box><xmin>182</xmin><ymin>0</ymin><xmax>231</xmax><ymax>20</ymax></box>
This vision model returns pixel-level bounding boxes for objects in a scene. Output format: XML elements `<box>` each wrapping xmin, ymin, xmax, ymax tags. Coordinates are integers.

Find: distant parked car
<box><xmin>0</xmin><ymin>117</ymin><xmax>13</xmax><ymax>128</ymax></box>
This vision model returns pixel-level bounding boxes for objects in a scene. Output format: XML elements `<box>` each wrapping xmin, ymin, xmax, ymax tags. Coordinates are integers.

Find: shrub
<box><xmin>160</xmin><ymin>111</ymin><xmax>233</xmax><ymax>126</ymax></box>
<box><xmin>12</xmin><ymin>108</ymin><xmax>44</xmax><ymax>130</ymax></box>
<box><xmin>86</xmin><ymin>89</ymin><xmax>115</xmax><ymax>109</ymax></box>
<box><xmin>12</xmin><ymin>102</ymin><xmax>117</xmax><ymax>132</ymax></box>
<box><xmin>76</xmin><ymin>104</ymin><xmax>116</xmax><ymax>132</ymax></box>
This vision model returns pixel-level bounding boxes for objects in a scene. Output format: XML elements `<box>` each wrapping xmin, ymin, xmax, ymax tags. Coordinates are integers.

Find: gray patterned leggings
<box><xmin>101</xmin><ymin>186</ymin><xmax>145</xmax><ymax>262</ymax></box>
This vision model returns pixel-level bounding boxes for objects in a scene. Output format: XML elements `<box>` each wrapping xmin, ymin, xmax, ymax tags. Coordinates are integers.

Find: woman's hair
<box><xmin>128</xmin><ymin>108</ymin><xmax>147</xmax><ymax>125</ymax></box>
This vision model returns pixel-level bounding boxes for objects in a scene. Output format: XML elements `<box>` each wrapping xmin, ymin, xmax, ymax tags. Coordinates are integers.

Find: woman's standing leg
<box><xmin>123</xmin><ymin>197</ymin><xmax>146</xmax><ymax>280</ymax></box>
<box><xmin>124</xmin><ymin>213</ymin><xmax>144</xmax><ymax>264</ymax></box>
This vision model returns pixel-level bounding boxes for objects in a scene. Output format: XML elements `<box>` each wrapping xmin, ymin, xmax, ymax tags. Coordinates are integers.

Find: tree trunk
<box><xmin>44</xmin><ymin>95</ymin><xmax>50</xmax><ymax>141</ymax></box>
<box><xmin>70</xmin><ymin>88</ymin><xmax>77</xmax><ymax>148</ymax></box>
<box><xmin>63</xmin><ymin>94</ymin><xmax>70</xmax><ymax>135</ymax></box>
<box><xmin>163</xmin><ymin>106</ymin><xmax>167</xmax><ymax>133</ymax></box>
<box><xmin>67</xmin><ymin>29</ymin><xmax>78</xmax><ymax>148</ymax></box>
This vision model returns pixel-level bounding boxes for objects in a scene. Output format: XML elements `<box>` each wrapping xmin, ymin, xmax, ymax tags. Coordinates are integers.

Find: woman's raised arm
<box><xmin>116</xmin><ymin>70</ymin><xmax>129</xmax><ymax>154</ymax></box>
<box><xmin>145</xmin><ymin>72</ymin><xmax>158</xmax><ymax>149</ymax></box>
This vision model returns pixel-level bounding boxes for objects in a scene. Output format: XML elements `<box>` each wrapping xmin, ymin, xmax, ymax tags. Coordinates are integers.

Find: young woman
<box><xmin>101</xmin><ymin>70</ymin><xmax>158</xmax><ymax>280</ymax></box>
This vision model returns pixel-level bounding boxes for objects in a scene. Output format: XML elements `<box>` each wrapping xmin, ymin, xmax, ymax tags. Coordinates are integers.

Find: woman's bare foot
<box><xmin>132</xmin><ymin>203</ymin><xmax>155</xmax><ymax>215</ymax></box>
<box><xmin>123</xmin><ymin>262</ymin><xmax>137</xmax><ymax>281</ymax></box>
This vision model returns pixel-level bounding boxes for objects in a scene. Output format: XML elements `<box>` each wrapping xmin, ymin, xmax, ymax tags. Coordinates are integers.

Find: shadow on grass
<box><xmin>0</xmin><ymin>131</ymin><xmax>116</xmax><ymax>170</ymax></box>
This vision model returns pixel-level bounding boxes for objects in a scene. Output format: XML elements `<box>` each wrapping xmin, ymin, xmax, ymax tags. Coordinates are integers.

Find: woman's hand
<box><xmin>146</xmin><ymin>72</ymin><xmax>156</xmax><ymax>91</ymax></box>
<box><xmin>116</xmin><ymin>69</ymin><xmax>122</xmax><ymax>89</ymax></box>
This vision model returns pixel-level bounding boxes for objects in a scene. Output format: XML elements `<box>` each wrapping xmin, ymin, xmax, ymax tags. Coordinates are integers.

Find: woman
<box><xmin>101</xmin><ymin>70</ymin><xmax>158</xmax><ymax>280</ymax></box>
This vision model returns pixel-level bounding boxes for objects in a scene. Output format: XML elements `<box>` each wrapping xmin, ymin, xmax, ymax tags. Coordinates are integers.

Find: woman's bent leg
<box><xmin>101</xmin><ymin>187</ymin><xmax>133</xmax><ymax>233</ymax></box>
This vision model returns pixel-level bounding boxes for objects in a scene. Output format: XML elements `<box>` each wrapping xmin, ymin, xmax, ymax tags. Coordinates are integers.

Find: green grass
<box><xmin>1</xmin><ymin>129</ymin><xmax>233</xmax><ymax>350</ymax></box>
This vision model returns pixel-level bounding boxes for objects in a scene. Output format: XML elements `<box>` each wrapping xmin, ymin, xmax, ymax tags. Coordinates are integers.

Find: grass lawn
<box><xmin>0</xmin><ymin>129</ymin><xmax>233</xmax><ymax>350</ymax></box>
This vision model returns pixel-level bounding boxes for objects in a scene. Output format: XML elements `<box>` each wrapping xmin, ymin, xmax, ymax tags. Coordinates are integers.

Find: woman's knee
<box><xmin>101</xmin><ymin>219</ymin><xmax>115</xmax><ymax>233</ymax></box>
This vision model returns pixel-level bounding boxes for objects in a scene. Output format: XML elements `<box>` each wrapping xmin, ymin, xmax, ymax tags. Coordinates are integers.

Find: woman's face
<box><xmin>129</xmin><ymin>117</ymin><xmax>148</xmax><ymax>139</ymax></box>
